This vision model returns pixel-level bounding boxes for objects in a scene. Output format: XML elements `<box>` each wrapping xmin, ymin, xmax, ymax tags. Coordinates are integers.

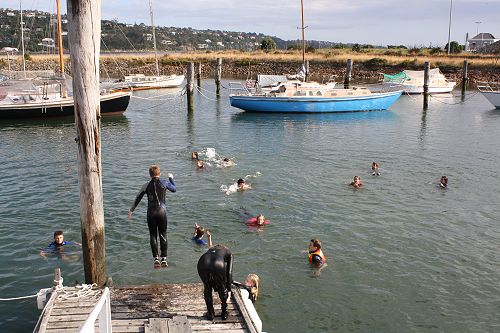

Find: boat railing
<box><xmin>79</xmin><ymin>287</ymin><xmax>112</xmax><ymax>333</ymax></box>
<box><xmin>477</xmin><ymin>81</ymin><xmax>500</xmax><ymax>92</ymax></box>
<box><xmin>229</xmin><ymin>81</ymin><xmax>251</xmax><ymax>96</ymax></box>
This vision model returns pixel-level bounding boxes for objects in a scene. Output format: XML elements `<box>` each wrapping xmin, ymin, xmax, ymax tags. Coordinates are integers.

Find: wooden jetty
<box><xmin>34</xmin><ymin>283</ymin><xmax>261</xmax><ymax>333</ymax></box>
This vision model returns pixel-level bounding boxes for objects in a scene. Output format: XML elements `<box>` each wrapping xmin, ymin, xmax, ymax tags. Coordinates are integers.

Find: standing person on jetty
<box><xmin>128</xmin><ymin>165</ymin><xmax>176</xmax><ymax>268</ymax></box>
<box><xmin>197</xmin><ymin>232</ymin><xmax>233</xmax><ymax>321</ymax></box>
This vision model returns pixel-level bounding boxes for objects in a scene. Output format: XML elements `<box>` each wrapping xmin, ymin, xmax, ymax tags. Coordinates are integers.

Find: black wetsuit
<box><xmin>130</xmin><ymin>177</ymin><xmax>176</xmax><ymax>258</ymax></box>
<box><xmin>197</xmin><ymin>245</ymin><xmax>233</xmax><ymax>320</ymax></box>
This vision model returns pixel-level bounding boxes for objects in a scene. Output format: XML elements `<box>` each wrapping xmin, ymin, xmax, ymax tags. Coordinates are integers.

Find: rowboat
<box><xmin>477</xmin><ymin>82</ymin><xmax>500</xmax><ymax>109</ymax></box>
<box><xmin>382</xmin><ymin>68</ymin><xmax>456</xmax><ymax>94</ymax></box>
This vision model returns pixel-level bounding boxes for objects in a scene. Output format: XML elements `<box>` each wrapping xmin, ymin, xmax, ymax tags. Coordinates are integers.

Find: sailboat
<box><xmin>229</xmin><ymin>0</ymin><xmax>402</xmax><ymax>113</ymax></box>
<box><xmin>121</xmin><ymin>0</ymin><xmax>184</xmax><ymax>90</ymax></box>
<box><xmin>0</xmin><ymin>0</ymin><xmax>131</xmax><ymax>119</ymax></box>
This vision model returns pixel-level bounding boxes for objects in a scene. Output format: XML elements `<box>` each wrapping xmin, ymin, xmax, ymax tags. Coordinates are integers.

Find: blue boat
<box><xmin>229</xmin><ymin>82</ymin><xmax>403</xmax><ymax>113</ymax></box>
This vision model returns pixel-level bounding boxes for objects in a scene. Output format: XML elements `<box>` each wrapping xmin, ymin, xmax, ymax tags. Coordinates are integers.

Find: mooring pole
<box><xmin>461</xmin><ymin>59</ymin><xmax>468</xmax><ymax>97</ymax></box>
<box><xmin>197</xmin><ymin>62</ymin><xmax>202</xmax><ymax>87</ymax></box>
<box><xmin>187</xmin><ymin>61</ymin><xmax>194</xmax><ymax>111</ymax></box>
<box><xmin>423</xmin><ymin>61</ymin><xmax>430</xmax><ymax>110</ymax></box>
<box><xmin>215</xmin><ymin>57</ymin><xmax>222</xmax><ymax>97</ymax></box>
<box><xmin>66</xmin><ymin>0</ymin><xmax>106</xmax><ymax>286</ymax></box>
<box><xmin>344</xmin><ymin>59</ymin><xmax>353</xmax><ymax>89</ymax></box>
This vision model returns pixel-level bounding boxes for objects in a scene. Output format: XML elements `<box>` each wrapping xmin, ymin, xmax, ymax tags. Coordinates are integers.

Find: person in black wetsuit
<box><xmin>128</xmin><ymin>165</ymin><xmax>176</xmax><ymax>267</ymax></box>
<box><xmin>197</xmin><ymin>236</ymin><xmax>233</xmax><ymax>321</ymax></box>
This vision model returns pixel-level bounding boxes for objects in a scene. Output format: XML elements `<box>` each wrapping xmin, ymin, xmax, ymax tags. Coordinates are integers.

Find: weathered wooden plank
<box><xmin>145</xmin><ymin>318</ymin><xmax>170</xmax><ymax>333</ymax></box>
<box><xmin>190</xmin><ymin>323</ymin><xmax>244</xmax><ymax>330</ymax></box>
<box><xmin>193</xmin><ymin>330</ymin><xmax>246</xmax><ymax>333</ymax></box>
<box><xmin>169</xmin><ymin>316</ymin><xmax>192</xmax><ymax>333</ymax></box>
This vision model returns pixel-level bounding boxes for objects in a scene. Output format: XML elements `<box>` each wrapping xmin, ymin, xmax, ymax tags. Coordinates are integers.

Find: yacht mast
<box><xmin>19</xmin><ymin>0</ymin><xmax>26</xmax><ymax>78</ymax></box>
<box><xmin>56</xmin><ymin>0</ymin><xmax>65</xmax><ymax>75</ymax></box>
<box><xmin>300</xmin><ymin>0</ymin><xmax>306</xmax><ymax>66</ymax></box>
<box><xmin>149</xmin><ymin>0</ymin><xmax>160</xmax><ymax>76</ymax></box>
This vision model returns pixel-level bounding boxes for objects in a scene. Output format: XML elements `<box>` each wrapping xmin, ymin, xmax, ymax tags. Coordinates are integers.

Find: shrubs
<box><xmin>364</xmin><ymin>57</ymin><xmax>387</xmax><ymax>69</ymax></box>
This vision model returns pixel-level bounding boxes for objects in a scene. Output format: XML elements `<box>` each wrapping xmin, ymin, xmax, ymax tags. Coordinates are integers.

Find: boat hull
<box><xmin>229</xmin><ymin>91</ymin><xmax>403</xmax><ymax>113</ymax></box>
<box><xmin>381</xmin><ymin>82</ymin><xmax>456</xmax><ymax>94</ymax></box>
<box><xmin>480</xmin><ymin>91</ymin><xmax>500</xmax><ymax>109</ymax></box>
<box><xmin>124</xmin><ymin>75</ymin><xmax>185</xmax><ymax>90</ymax></box>
<box><xmin>0</xmin><ymin>91</ymin><xmax>131</xmax><ymax>119</ymax></box>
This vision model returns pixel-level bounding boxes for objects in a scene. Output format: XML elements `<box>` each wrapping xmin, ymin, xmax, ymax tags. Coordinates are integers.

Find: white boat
<box><xmin>123</xmin><ymin>0</ymin><xmax>184</xmax><ymax>90</ymax></box>
<box><xmin>477</xmin><ymin>82</ymin><xmax>500</xmax><ymax>109</ymax></box>
<box><xmin>382</xmin><ymin>68</ymin><xmax>456</xmax><ymax>94</ymax></box>
<box><xmin>123</xmin><ymin>73</ymin><xmax>185</xmax><ymax>90</ymax></box>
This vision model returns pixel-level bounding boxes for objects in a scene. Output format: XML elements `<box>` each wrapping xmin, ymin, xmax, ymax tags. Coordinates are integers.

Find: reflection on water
<box><xmin>231</xmin><ymin>110</ymin><xmax>396</xmax><ymax>124</ymax></box>
<box><xmin>0</xmin><ymin>113</ymin><xmax>129</xmax><ymax>129</ymax></box>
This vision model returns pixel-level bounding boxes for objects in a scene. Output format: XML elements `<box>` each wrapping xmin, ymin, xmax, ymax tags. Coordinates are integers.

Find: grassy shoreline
<box><xmin>1</xmin><ymin>50</ymin><xmax>499</xmax><ymax>83</ymax></box>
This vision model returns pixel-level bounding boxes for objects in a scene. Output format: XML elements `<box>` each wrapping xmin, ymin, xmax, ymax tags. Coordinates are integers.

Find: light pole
<box><xmin>447</xmin><ymin>0</ymin><xmax>453</xmax><ymax>55</ymax></box>
<box><xmin>475</xmin><ymin>21</ymin><xmax>481</xmax><ymax>35</ymax></box>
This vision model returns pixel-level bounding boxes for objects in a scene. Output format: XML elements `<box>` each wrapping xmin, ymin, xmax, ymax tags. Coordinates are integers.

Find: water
<box><xmin>1</xmin><ymin>81</ymin><xmax>499</xmax><ymax>332</ymax></box>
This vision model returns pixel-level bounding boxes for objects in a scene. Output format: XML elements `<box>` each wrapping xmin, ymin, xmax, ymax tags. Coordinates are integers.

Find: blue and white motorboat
<box><xmin>229</xmin><ymin>81</ymin><xmax>402</xmax><ymax>113</ymax></box>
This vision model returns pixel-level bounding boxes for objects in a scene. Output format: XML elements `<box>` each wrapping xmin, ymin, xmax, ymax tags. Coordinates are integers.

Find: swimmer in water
<box><xmin>350</xmin><ymin>175</ymin><xmax>362</xmax><ymax>188</ymax></box>
<box><xmin>371</xmin><ymin>162</ymin><xmax>380</xmax><ymax>176</ymax></box>
<box><xmin>192</xmin><ymin>151</ymin><xmax>199</xmax><ymax>160</ymax></box>
<box><xmin>193</xmin><ymin>223</ymin><xmax>210</xmax><ymax>246</ymax></box>
<box><xmin>197</xmin><ymin>160</ymin><xmax>205</xmax><ymax>169</ymax></box>
<box><xmin>237</xmin><ymin>178</ymin><xmax>251</xmax><ymax>191</ymax></box>
<box><xmin>222</xmin><ymin>158</ymin><xmax>234</xmax><ymax>167</ymax></box>
<box><xmin>40</xmin><ymin>230</ymin><xmax>81</xmax><ymax>258</ymax></box>
<box><xmin>255</xmin><ymin>214</ymin><xmax>266</xmax><ymax>226</ymax></box>
<box><xmin>439</xmin><ymin>175</ymin><xmax>448</xmax><ymax>188</ymax></box>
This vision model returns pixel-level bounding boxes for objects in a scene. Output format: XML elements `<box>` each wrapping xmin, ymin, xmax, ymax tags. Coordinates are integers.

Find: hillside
<box><xmin>0</xmin><ymin>7</ymin><xmax>338</xmax><ymax>53</ymax></box>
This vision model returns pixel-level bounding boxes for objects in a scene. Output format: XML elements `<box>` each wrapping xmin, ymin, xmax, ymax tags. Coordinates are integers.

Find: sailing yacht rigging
<box><xmin>122</xmin><ymin>0</ymin><xmax>185</xmax><ymax>90</ymax></box>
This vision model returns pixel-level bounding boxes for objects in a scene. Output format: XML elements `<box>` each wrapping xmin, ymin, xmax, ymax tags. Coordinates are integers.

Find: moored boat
<box><xmin>122</xmin><ymin>73</ymin><xmax>185</xmax><ymax>90</ymax></box>
<box><xmin>477</xmin><ymin>82</ymin><xmax>500</xmax><ymax>109</ymax></box>
<box><xmin>382</xmin><ymin>68</ymin><xmax>456</xmax><ymax>94</ymax></box>
<box><xmin>229</xmin><ymin>81</ymin><xmax>402</xmax><ymax>113</ymax></box>
<box><xmin>0</xmin><ymin>72</ymin><xmax>131</xmax><ymax>119</ymax></box>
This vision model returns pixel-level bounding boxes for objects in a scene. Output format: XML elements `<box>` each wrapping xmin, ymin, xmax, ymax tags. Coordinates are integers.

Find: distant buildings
<box><xmin>466</xmin><ymin>33</ymin><xmax>498</xmax><ymax>52</ymax></box>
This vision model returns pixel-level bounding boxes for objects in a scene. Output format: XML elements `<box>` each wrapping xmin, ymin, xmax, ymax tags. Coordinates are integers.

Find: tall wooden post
<box><xmin>215</xmin><ymin>57</ymin><xmax>222</xmax><ymax>97</ymax></box>
<box><xmin>344</xmin><ymin>59</ymin><xmax>353</xmax><ymax>89</ymax></box>
<box><xmin>187</xmin><ymin>62</ymin><xmax>194</xmax><ymax>111</ymax></box>
<box><xmin>197</xmin><ymin>62</ymin><xmax>202</xmax><ymax>87</ymax></box>
<box><xmin>461</xmin><ymin>59</ymin><xmax>468</xmax><ymax>97</ymax></box>
<box><xmin>423</xmin><ymin>62</ymin><xmax>430</xmax><ymax>110</ymax></box>
<box><xmin>67</xmin><ymin>0</ymin><xmax>106</xmax><ymax>286</ymax></box>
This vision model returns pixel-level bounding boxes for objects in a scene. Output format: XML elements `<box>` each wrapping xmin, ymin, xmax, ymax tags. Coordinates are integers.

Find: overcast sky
<box><xmin>4</xmin><ymin>0</ymin><xmax>500</xmax><ymax>46</ymax></box>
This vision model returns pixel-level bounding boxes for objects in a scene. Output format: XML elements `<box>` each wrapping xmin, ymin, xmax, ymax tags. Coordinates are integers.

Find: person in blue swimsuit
<box><xmin>40</xmin><ymin>230</ymin><xmax>80</xmax><ymax>258</ymax></box>
<box><xmin>128</xmin><ymin>165</ymin><xmax>176</xmax><ymax>268</ymax></box>
<box><xmin>193</xmin><ymin>223</ymin><xmax>211</xmax><ymax>245</ymax></box>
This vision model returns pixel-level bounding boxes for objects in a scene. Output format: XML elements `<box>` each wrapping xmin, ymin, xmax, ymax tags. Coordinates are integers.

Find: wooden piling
<box><xmin>215</xmin><ymin>57</ymin><xmax>222</xmax><ymax>97</ymax></box>
<box><xmin>66</xmin><ymin>0</ymin><xmax>106</xmax><ymax>286</ymax></box>
<box><xmin>461</xmin><ymin>59</ymin><xmax>468</xmax><ymax>97</ymax></box>
<box><xmin>344</xmin><ymin>59</ymin><xmax>353</xmax><ymax>89</ymax></box>
<box><xmin>187</xmin><ymin>62</ymin><xmax>195</xmax><ymax>111</ymax></box>
<box><xmin>423</xmin><ymin>61</ymin><xmax>430</xmax><ymax>110</ymax></box>
<box><xmin>197</xmin><ymin>62</ymin><xmax>202</xmax><ymax>87</ymax></box>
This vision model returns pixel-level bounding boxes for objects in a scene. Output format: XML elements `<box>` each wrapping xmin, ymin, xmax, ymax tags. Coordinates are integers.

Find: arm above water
<box><xmin>160</xmin><ymin>176</ymin><xmax>176</xmax><ymax>193</ymax></box>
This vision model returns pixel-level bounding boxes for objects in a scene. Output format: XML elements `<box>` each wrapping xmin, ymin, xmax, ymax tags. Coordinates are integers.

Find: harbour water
<box><xmin>0</xmin><ymin>80</ymin><xmax>499</xmax><ymax>332</ymax></box>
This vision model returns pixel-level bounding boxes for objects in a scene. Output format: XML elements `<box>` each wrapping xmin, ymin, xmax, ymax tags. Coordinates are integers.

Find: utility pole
<box><xmin>447</xmin><ymin>0</ymin><xmax>453</xmax><ymax>55</ymax></box>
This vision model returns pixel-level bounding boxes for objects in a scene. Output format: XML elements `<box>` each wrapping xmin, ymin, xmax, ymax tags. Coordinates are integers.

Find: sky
<box><xmin>4</xmin><ymin>0</ymin><xmax>500</xmax><ymax>47</ymax></box>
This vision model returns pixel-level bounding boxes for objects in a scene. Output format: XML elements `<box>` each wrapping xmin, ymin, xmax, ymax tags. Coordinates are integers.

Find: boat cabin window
<box><xmin>293</xmin><ymin>91</ymin><xmax>307</xmax><ymax>97</ymax></box>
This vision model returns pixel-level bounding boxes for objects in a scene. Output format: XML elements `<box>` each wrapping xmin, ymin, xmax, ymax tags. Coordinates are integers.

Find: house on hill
<box><xmin>466</xmin><ymin>33</ymin><xmax>498</xmax><ymax>52</ymax></box>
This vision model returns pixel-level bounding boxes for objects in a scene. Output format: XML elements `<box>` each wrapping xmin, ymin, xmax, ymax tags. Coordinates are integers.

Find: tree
<box><xmin>444</xmin><ymin>41</ymin><xmax>463</xmax><ymax>54</ymax></box>
<box><xmin>261</xmin><ymin>37</ymin><xmax>277</xmax><ymax>51</ymax></box>
<box><xmin>352</xmin><ymin>43</ymin><xmax>361</xmax><ymax>52</ymax></box>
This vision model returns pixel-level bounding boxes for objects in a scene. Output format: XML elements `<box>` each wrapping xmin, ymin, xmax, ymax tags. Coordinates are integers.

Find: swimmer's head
<box><xmin>192</xmin><ymin>152</ymin><xmax>199</xmax><ymax>159</ymax></box>
<box><xmin>256</xmin><ymin>214</ymin><xmax>265</xmax><ymax>225</ymax></box>
<box><xmin>195</xmin><ymin>225</ymin><xmax>206</xmax><ymax>238</ymax></box>
<box><xmin>440</xmin><ymin>176</ymin><xmax>448</xmax><ymax>186</ymax></box>
<box><xmin>237</xmin><ymin>178</ymin><xmax>245</xmax><ymax>186</ymax></box>
<box><xmin>223</xmin><ymin>158</ymin><xmax>230</xmax><ymax>162</ymax></box>
<box><xmin>54</xmin><ymin>230</ymin><xmax>64</xmax><ymax>245</ymax></box>
<box><xmin>309</xmin><ymin>238</ymin><xmax>322</xmax><ymax>251</ymax></box>
<box><xmin>245</xmin><ymin>274</ymin><xmax>260</xmax><ymax>302</ymax></box>
<box><xmin>149</xmin><ymin>165</ymin><xmax>161</xmax><ymax>178</ymax></box>
<box><xmin>197</xmin><ymin>160</ymin><xmax>204</xmax><ymax>168</ymax></box>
